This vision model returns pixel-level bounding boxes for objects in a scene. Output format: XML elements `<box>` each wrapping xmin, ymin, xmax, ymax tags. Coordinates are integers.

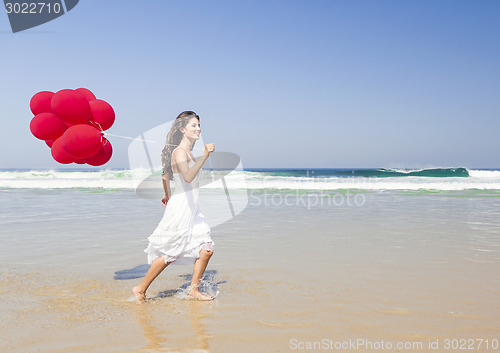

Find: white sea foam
<box><xmin>0</xmin><ymin>169</ymin><xmax>151</xmax><ymax>189</ymax></box>
<box><xmin>468</xmin><ymin>169</ymin><xmax>500</xmax><ymax>178</ymax></box>
<box><xmin>1</xmin><ymin>169</ymin><xmax>500</xmax><ymax>191</ymax></box>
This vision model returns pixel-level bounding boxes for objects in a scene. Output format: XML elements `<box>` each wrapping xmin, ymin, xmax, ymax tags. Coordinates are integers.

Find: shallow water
<box><xmin>1</xmin><ymin>188</ymin><xmax>499</xmax><ymax>352</ymax></box>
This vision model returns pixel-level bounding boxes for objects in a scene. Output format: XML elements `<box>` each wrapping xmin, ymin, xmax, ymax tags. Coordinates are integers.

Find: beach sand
<box><xmin>1</xmin><ymin>188</ymin><xmax>499</xmax><ymax>352</ymax></box>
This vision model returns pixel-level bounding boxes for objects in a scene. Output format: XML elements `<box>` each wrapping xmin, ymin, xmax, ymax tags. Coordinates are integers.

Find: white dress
<box><xmin>144</xmin><ymin>155</ymin><xmax>214</xmax><ymax>265</ymax></box>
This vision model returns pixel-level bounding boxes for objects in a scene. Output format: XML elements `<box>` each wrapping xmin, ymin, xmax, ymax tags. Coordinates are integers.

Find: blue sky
<box><xmin>1</xmin><ymin>0</ymin><xmax>499</xmax><ymax>169</ymax></box>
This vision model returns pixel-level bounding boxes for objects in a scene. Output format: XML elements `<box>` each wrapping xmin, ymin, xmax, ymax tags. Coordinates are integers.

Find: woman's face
<box><xmin>181</xmin><ymin>117</ymin><xmax>201</xmax><ymax>140</ymax></box>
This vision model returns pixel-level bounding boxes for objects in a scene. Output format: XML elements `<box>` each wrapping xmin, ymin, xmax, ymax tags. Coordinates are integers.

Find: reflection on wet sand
<box><xmin>131</xmin><ymin>304</ymin><xmax>169</xmax><ymax>351</ymax></box>
<box><xmin>131</xmin><ymin>273</ymin><xmax>217</xmax><ymax>352</ymax></box>
<box><xmin>189</xmin><ymin>300</ymin><xmax>213</xmax><ymax>352</ymax></box>
<box><xmin>131</xmin><ymin>299</ymin><xmax>213</xmax><ymax>352</ymax></box>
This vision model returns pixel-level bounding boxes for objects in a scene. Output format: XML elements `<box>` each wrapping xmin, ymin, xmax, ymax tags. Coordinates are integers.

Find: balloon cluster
<box><xmin>29</xmin><ymin>88</ymin><xmax>114</xmax><ymax>166</ymax></box>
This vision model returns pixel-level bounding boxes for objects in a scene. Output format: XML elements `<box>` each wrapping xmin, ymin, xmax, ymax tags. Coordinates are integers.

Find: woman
<box><xmin>133</xmin><ymin>111</ymin><xmax>215</xmax><ymax>302</ymax></box>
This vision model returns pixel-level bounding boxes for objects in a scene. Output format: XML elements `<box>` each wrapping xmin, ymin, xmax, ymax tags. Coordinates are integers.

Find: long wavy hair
<box><xmin>161</xmin><ymin>111</ymin><xmax>200</xmax><ymax>179</ymax></box>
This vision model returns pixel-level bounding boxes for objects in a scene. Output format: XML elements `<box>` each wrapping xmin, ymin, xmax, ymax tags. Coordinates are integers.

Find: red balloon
<box><xmin>74</xmin><ymin>159</ymin><xmax>86</xmax><ymax>164</ymax></box>
<box><xmin>45</xmin><ymin>139</ymin><xmax>55</xmax><ymax>148</ymax></box>
<box><xmin>62</xmin><ymin>124</ymin><xmax>103</xmax><ymax>159</ymax></box>
<box><xmin>89</xmin><ymin>99</ymin><xmax>115</xmax><ymax>131</ymax></box>
<box><xmin>30</xmin><ymin>91</ymin><xmax>54</xmax><ymax>115</ymax></box>
<box><xmin>75</xmin><ymin>88</ymin><xmax>97</xmax><ymax>102</ymax></box>
<box><xmin>51</xmin><ymin>137</ymin><xmax>77</xmax><ymax>164</ymax></box>
<box><xmin>29</xmin><ymin>112</ymin><xmax>67</xmax><ymax>140</ymax></box>
<box><xmin>51</xmin><ymin>89</ymin><xmax>92</xmax><ymax>125</ymax></box>
<box><xmin>85</xmin><ymin>138</ymin><xmax>113</xmax><ymax>166</ymax></box>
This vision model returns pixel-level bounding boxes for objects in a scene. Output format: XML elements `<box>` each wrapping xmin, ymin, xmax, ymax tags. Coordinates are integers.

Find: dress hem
<box><xmin>145</xmin><ymin>241</ymin><xmax>214</xmax><ymax>266</ymax></box>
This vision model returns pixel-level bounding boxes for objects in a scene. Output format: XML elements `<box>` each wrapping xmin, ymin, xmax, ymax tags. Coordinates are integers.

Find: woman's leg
<box><xmin>132</xmin><ymin>256</ymin><xmax>171</xmax><ymax>302</ymax></box>
<box><xmin>188</xmin><ymin>249</ymin><xmax>214</xmax><ymax>300</ymax></box>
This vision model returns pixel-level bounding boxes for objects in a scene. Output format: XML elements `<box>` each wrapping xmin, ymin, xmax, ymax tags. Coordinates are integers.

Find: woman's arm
<box><xmin>172</xmin><ymin>144</ymin><xmax>215</xmax><ymax>184</ymax></box>
<box><xmin>161</xmin><ymin>173</ymin><xmax>171</xmax><ymax>206</ymax></box>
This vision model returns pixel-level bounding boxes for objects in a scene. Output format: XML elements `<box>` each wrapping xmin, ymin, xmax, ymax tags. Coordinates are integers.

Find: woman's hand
<box><xmin>161</xmin><ymin>195</ymin><xmax>169</xmax><ymax>207</ymax></box>
<box><xmin>203</xmin><ymin>143</ymin><xmax>215</xmax><ymax>157</ymax></box>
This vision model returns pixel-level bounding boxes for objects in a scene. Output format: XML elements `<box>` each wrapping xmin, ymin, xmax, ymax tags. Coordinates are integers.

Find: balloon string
<box><xmin>103</xmin><ymin>132</ymin><xmax>156</xmax><ymax>143</ymax></box>
<box><xmin>103</xmin><ymin>132</ymin><xmax>206</xmax><ymax>151</ymax></box>
<box><xmin>90</xmin><ymin>121</ymin><xmax>105</xmax><ymax>144</ymax></box>
<box><xmin>90</xmin><ymin>121</ymin><xmax>104</xmax><ymax>132</ymax></box>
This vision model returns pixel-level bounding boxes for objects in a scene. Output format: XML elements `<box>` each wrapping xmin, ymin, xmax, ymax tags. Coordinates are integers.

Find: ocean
<box><xmin>1</xmin><ymin>167</ymin><xmax>499</xmax><ymax>352</ymax></box>
<box><xmin>1</xmin><ymin>167</ymin><xmax>500</xmax><ymax>191</ymax></box>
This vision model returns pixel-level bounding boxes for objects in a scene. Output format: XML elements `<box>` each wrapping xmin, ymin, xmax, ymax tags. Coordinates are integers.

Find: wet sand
<box><xmin>1</xmin><ymin>189</ymin><xmax>499</xmax><ymax>352</ymax></box>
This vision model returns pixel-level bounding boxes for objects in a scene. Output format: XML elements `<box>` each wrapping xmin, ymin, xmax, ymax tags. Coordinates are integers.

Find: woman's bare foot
<box><xmin>132</xmin><ymin>286</ymin><xmax>146</xmax><ymax>303</ymax></box>
<box><xmin>188</xmin><ymin>289</ymin><xmax>214</xmax><ymax>301</ymax></box>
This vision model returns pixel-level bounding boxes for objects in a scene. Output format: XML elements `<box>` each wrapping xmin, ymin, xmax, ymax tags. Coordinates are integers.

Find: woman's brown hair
<box><xmin>161</xmin><ymin>111</ymin><xmax>200</xmax><ymax>179</ymax></box>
